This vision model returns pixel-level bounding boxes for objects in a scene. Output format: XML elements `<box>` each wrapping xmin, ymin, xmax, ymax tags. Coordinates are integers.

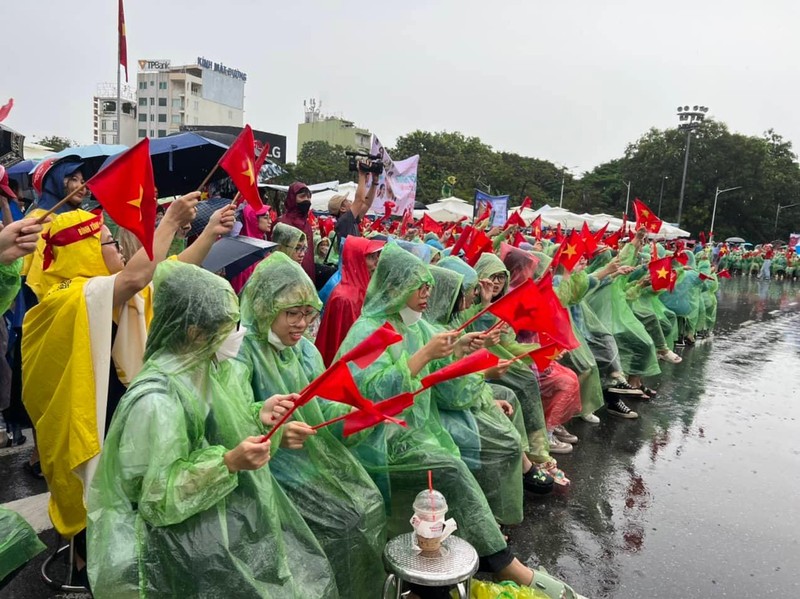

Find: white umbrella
<box><xmin>426</xmin><ymin>198</ymin><xmax>474</xmax><ymax>220</ymax></box>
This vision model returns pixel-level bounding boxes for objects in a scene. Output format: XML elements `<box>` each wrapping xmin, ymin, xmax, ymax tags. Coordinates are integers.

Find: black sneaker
<box><xmin>606</xmin><ymin>398</ymin><xmax>639</xmax><ymax>419</ymax></box>
<box><xmin>606</xmin><ymin>379</ymin><xmax>644</xmax><ymax>395</ymax></box>
<box><xmin>523</xmin><ymin>468</ymin><xmax>555</xmax><ymax>495</ymax></box>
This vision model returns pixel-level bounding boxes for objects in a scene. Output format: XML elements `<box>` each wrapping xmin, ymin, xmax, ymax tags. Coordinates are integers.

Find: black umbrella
<box><xmin>187</xmin><ymin>196</ymin><xmax>234</xmax><ymax>237</ymax></box>
<box><xmin>150</xmin><ymin>132</ymin><xmax>230</xmax><ymax>197</ymax></box>
<box><xmin>202</xmin><ymin>235</ymin><xmax>276</xmax><ymax>277</ymax></box>
<box><xmin>0</xmin><ymin>124</ymin><xmax>25</xmax><ymax>167</ymax></box>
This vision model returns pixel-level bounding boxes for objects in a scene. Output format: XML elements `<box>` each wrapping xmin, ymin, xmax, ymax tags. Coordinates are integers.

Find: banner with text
<box><xmin>475</xmin><ymin>190</ymin><xmax>509</xmax><ymax>227</ymax></box>
<box><xmin>370</xmin><ymin>136</ymin><xmax>419</xmax><ymax>216</ymax></box>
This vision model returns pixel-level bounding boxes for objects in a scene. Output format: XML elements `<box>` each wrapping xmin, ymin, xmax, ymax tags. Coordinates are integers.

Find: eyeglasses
<box><xmin>416</xmin><ymin>283</ymin><xmax>432</xmax><ymax>297</ymax></box>
<box><xmin>294</xmin><ymin>245</ymin><xmax>308</xmax><ymax>254</ymax></box>
<box><xmin>284</xmin><ymin>308</ymin><xmax>319</xmax><ymax>326</ymax></box>
<box><xmin>101</xmin><ymin>239</ymin><xmax>120</xmax><ymax>252</ymax></box>
<box><xmin>489</xmin><ymin>273</ymin><xmax>507</xmax><ymax>283</ymax></box>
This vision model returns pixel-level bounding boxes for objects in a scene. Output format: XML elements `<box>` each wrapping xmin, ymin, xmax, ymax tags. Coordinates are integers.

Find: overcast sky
<box><xmin>3</xmin><ymin>0</ymin><xmax>798</xmax><ymax>174</ymax></box>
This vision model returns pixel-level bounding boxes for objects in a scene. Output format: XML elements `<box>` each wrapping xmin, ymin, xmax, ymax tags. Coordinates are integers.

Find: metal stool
<box><xmin>382</xmin><ymin>533</ymin><xmax>479</xmax><ymax>599</ymax></box>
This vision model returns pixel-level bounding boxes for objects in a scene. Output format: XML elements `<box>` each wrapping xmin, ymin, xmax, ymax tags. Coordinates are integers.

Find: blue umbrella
<box><xmin>149</xmin><ymin>132</ymin><xmax>229</xmax><ymax>197</ymax></box>
<box><xmin>31</xmin><ymin>143</ymin><xmax>129</xmax><ymax>183</ymax></box>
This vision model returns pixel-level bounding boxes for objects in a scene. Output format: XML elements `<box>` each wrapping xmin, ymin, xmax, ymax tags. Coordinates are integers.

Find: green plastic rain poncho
<box><xmin>585</xmin><ymin>246</ymin><xmax>661</xmax><ymax>377</ymax></box>
<box><xmin>660</xmin><ymin>250</ymin><xmax>703</xmax><ymax>340</ymax></box>
<box><xmin>0</xmin><ymin>259</ymin><xmax>21</xmax><ymax>313</ymax></box>
<box><xmin>0</xmin><ymin>507</ymin><xmax>46</xmax><ymax>583</ymax></box>
<box><xmin>272</xmin><ymin>222</ymin><xmax>306</xmax><ymax>257</ymax></box>
<box><xmin>331</xmin><ymin>242</ymin><xmax>507</xmax><ymax>558</ymax></box>
<box><xmin>697</xmin><ymin>257</ymin><xmax>719</xmax><ymax>332</ymax></box>
<box><xmin>424</xmin><ymin>265</ymin><xmax>524</xmax><ymax>525</ymax></box>
<box><xmin>87</xmin><ymin>261</ymin><xmax>336</xmax><ymax>599</ymax></box>
<box><xmin>469</xmin><ymin>252</ymin><xmax>551</xmax><ymax>464</ymax></box>
<box><xmin>236</xmin><ymin>252</ymin><xmax>387</xmax><ymax>598</ymax></box>
<box><xmin>626</xmin><ymin>246</ymin><xmax>678</xmax><ymax>351</ymax></box>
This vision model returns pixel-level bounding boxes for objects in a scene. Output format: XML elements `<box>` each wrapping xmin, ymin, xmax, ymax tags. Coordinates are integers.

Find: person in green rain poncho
<box><xmin>696</xmin><ymin>256</ymin><xmax>719</xmax><ymax>336</ymax></box>
<box><xmin>624</xmin><ymin>244</ymin><xmax>681</xmax><ymax>362</ymax></box>
<box><xmin>331</xmin><ymin>242</ymin><xmax>544</xmax><ymax>588</ymax></box>
<box><xmin>234</xmin><ymin>252</ymin><xmax>388</xmax><ymax>598</ymax></box>
<box><xmin>272</xmin><ymin>222</ymin><xmax>308</xmax><ymax>265</ymax></box>
<box><xmin>424</xmin><ymin>263</ymin><xmax>531</xmax><ymax>520</ymax></box>
<box><xmin>585</xmin><ymin>230</ymin><xmax>661</xmax><ymax>396</ymax></box>
<box><xmin>437</xmin><ymin>256</ymin><xmax>556</xmax><ymax>492</ymax></box>
<box><xmin>660</xmin><ymin>249</ymin><xmax>703</xmax><ymax>345</ymax></box>
<box><xmin>87</xmin><ymin>261</ymin><xmax>337</xmax><ymax>599</ymax></box>
<box><xmin>470</xmin><ymin>251</ymin><xmax>572</xmax><ymax>485</ymax></box>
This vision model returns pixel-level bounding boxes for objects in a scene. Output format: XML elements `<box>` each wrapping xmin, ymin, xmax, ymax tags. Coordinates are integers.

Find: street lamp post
<box><xmin>775</xmin><ymin>202</ymin><xmax>800</xmax><ymax>234</ymax></box>
<box><xmin>709</xmin><ymin>185</ymin><xmax>741</xmax><ymax>240</ymax></box>
<box><xmin>657</xmin><ymin>175</ymin><xmax>668</xmax><ymax>217</ymax></box>
<box><xmin>557</xmin><ymin>165</ymin><xmax>577</xmax><ymax>208</ymax></box>
<box><xmin>623</xmin><ymin>180</ymin><xmax>631</xmax><ymax>216</ymax></box>
<box><xmin>676</xmin><ymin>105</ymin><xmax>709</xmax><ymax>228</ymax></box>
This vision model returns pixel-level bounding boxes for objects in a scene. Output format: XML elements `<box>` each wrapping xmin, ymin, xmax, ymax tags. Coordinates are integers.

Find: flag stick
<box><xmin>196</xmin><ymin>163</ymin><xmax>221</xmax><ymax>194</ymax></box>
<box><xmin>259</xmin><ymin>404</ymin><xmax>299</xmax><ymax>443</ymax></box>
<box><xmin>36</xmin><ymin>183</ymin><xmax>89</xmax><ymax>223</ymax></box>
<box><xmin>455</xmin><ymin>304</ymin><xmax>493</xmax><ymax>333</ymax></box>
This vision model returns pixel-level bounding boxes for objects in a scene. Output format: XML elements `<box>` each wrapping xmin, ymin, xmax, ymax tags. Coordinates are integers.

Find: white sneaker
<box><xmin>658</xmin><ymin>350</ymin><xmax>682</xmax><ymax>364</ymax></box>
<box><xmin>581</xmin><ymin>413</ymin><xmax>600</xmax><ymax>424</ymax></box>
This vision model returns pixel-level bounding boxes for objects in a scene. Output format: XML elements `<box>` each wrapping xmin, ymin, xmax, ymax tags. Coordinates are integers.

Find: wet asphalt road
<box><xmin>2</xmin><ymin>276</ymin><xmax>799</xmax><ymax>598</ymax></box>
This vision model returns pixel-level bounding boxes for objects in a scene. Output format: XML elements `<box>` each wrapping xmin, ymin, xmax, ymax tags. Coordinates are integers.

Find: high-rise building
<box><xmin>297</xmin><ymin>98</ymin><xmax>371</xmax><ymax>155</ymax></box>
<box><xmin>135</xmin><ymin>58</ymin><xmax>246</xmax><ymax>140</ymax></box>
<box><xmin>92</xmin><ymin>82</ymin><xmax>137</xmax><ymax>146</ymax></box>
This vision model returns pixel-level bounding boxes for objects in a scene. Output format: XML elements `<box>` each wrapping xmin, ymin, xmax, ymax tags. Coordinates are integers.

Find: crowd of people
<box><xmin>715</xmin><ymin>242</ymin><xmax>798</xmax><ymax>281</ymax></box>
<box><xmin>0</xmin><ymin>159</ymin><xmax>734</xmax><ymax>599</ymax></box>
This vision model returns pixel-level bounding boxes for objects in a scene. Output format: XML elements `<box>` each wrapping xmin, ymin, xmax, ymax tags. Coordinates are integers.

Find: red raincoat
<box><xmin>277</xmin><ymin>182</ymin><xmax>316</xmax><ymax>283</ymax></box>
<box><xmin>315</xmin><ymin>236</ymin><xmax>385</xmax><ymax>366</ymax></box>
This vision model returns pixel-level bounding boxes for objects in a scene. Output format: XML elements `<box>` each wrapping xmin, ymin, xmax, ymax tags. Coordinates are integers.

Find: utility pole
<box><xmin>657</xmin><ymin>175</ymin><xmax>668</xmax><ymax>217</ymax></box>
<box><xmin>676</xmin><ymin>105</ymin><xmax>709</xmax><ymax>228</ymax></box>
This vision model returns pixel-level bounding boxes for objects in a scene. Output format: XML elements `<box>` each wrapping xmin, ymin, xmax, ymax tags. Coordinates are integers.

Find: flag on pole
<box><xmin>421</xmin><ymin>213</ymin><xmax>444</xmax><ymax>236</ymax></box>
<box><xmin>118</xmin><ymin>0</ymin><xmax>128</xmax><ymax>82</ymax></box>
<box><xmin>633</xmin><ymin>198</ymin><xmax>662</xmax><ymax>234</ymax></box>
<box><xmin>648</xmin><ymin>256</ymin><xmax>674</xmax><ymax>291</ymax></box>
<box><xmin>531</xmin><ymin>215</ymin><xmax>543</xmax><ymax>240</ymax></box>
<box><xmin>85</xmin><ymin>138</ymin><xmax>156</xmax><ymax>258</ymax></box>
<box><xmin>0</xmin><ymin>99</ymin><xmax>13</xmax><ymax>123</ymax></box>
<box><xmin>219</xmin><ymin>124</ymin><xmax>263</xmax><ymax>211</ymax></box>
<box><xmin>420</xmin><ymin>349</ymin><xmax>499</xmax><ymax>389</ymax></box>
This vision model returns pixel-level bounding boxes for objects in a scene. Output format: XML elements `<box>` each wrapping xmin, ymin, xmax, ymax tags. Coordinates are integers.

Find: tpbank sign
<box><xmin>138</xmin><ymin>59</ymin><xmax>171</xmax><ymax>71</ymax></box>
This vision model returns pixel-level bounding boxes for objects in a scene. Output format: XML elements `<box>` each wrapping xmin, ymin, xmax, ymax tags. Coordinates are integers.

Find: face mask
<box><xmin>215</xmin><ymin>326</ymin><xmax>247</xmax><ymax>362</ymax></box>
<box><xmin>268</xmin><ymin>328</ymin><xmax>287</xmax><ymax>351</ymax></box>
<box><xmin>399</xmin><ymin>305</ymin><xmax>422</xmax><ymax>326</ymax></box>
<box><xmin>297</xmin><ymin>201</ymin><xmax>311</xmax><ymax>217</ymax></box>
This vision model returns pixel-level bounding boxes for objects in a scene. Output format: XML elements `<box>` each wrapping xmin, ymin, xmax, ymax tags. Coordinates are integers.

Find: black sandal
<box><xmin>24</xmin><ymin>461</ymin><xmax>45</xmax><ymax>479</ymax></box>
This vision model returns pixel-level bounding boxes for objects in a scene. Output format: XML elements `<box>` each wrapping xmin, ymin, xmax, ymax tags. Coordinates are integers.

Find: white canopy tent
<box><xmin>426</xmin><ymin>197</ymin><xmax>473</xmax><ymax>222</ymax></box>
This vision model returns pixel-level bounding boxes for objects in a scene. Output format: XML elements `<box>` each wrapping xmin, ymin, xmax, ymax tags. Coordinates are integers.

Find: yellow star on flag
<box><xmin>564</xmin><ymin>244</ymin><xmax>578</xmax><ymax>259</ymax></box>
<box><xmin>641</xmin><ymin>209</ymin><xmax>649</xmax><ymax>217</ymax></box>
<box><xmin>656</xmin><ymin>267</ymin><xmax>668</xmax><ymax>279</ymax></box>
<box><xmin>127</xmin><ymin>185</ymin><xmax>144</xmax><ymax>222</ymax></box>
<box><xmin>547</xmin><ymin>349</ymin><xmax>562</xmax><ymax>361</ymax></box>
<box><xmin>242</xmin><ymin>160</ymin><xmax>255</xmax><ymax>185</ymax></box>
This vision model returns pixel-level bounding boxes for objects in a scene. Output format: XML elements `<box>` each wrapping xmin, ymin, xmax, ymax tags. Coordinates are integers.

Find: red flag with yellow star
<box><xmin>219</xmin><ymin>124</ymin><xmax>263</xmax><ymax>211</ymax></box>
<box><xmin>524</xmin><ymin>343</ymin><xmax>564</xmax><ymax>371</ymax></box>
<box><xmin>551</xmin><ymin>230</ymin><xmax>585</xmax><ymax>273</ymax></box>
<box><xmin>648</xmin><ymin>256</ymin><xmax>674</xmax><ymax>291</ymax></box>
<box><xmin>633</xmin><ymin>198</ymin><xmax>662</xmax><ymax>234</ymax></box>
<box><xmin>531</xmin><ymin>215</ymin><xmax>543</xmax><ymax>240</ymax></box>
<box><xmin>86</xmin><ymin>138</ymin><xmax>156</xmax><ymax>258</ymax></box>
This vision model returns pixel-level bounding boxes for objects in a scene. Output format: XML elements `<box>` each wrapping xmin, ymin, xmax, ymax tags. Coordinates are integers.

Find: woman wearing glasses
<box><xmin>234</xmin><ymin>252</ymin><xmax>387</xmax><ymax>598</ymax></box>
<box><xmin>272</xmin><ymin>222</ymin><xmax>308</xmax><ymax>265</ymax></box>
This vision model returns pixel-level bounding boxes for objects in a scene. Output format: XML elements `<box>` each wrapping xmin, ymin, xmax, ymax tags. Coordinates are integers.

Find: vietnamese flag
<box><xmin>219</xmin><ymin>124</ymin><xmax>263</xmax><ymax>211</ymax></box>
<box><xmin>504</xmin><ymin>210</ymin><xmax>526</xmax><ymax>230</ymax></box>
<box><xmin>463</xmin><ymin>228</ymin><xmax>493</xmax><ymax>266</ymax></box>
<box><xmin>593</xmin><ymin>222</ymin><xmax>609</xmax><ymax>244</ymax></box>
<box><xmin>717</xmin><ymin>269</ymin><xmax>731</xmax><ymax>279</ymax></box>
<box><xmin>524</xmin><ymin>343</ymin><xmax>564</xmax><ymax>371</ymax></box>
<box><xmin>421</xmin><ymin>212</ymin><xmax>444</xmax><ymax>236</ymax></box>
<box><xmin>118</xmin><ymin>0</ymin><xmax>128</xmax><ymax>82</ymax></box>
<box><xmin>551</xmin><ymin>230</ymin><xmax>585</xmax><ymax>273</ymax></box>
<box><xmin>520</xmin><ymin>196</ymin><xmax>533</xmax><ymax>210</ymax></box>
<box><xmin>0</xmin><ymin>98</ymin><xmax>13</xmax><ymax>123</ymax></box>
<box><xmin>531</xmin><ymin>215</ymin><xmax>543</xmax><ymax>240</ymax></box>
<box><xmin>633</xmin><ymin>198</ymin><xmax>662</xmax><ymax>234</ymax></box>
<box><xmin>512</xmin><ymin>230</ymin><xmax>526</xmax><ymax>247</ymax></box>
<box><xmin>341</xmin><ymin>393</ymin><xmax>414</xmax><ymax>436</ymax></box>
<box><xmin>554</xmin><ymin>223</ymin><xmax>565</xmax><ymax>243</ymax></box>
<box><xmin>399</xmin><ymin>208</ymin><xmax>413</xmax><ymax>235</ymax></box>
<box><xmin>451</xmin><ymin>225</ymin><xmax>474</xmax><ymax>256</ymax></box>
<box><xmin>338</xmin><ymin>321</ymin><xmax>404</xmax><ymax>368</ymax></box>
<box><xmin>581</xmin><ymin>221</ymin><xmax>598</xmax><ymax>255</ymax></box>
<box><xmin>534</xmin><ymin>273</ymin><xmax>581</xmax><ymax>349</ymax></box>
<box><xmin>420</xmin><ymin>349</ymin><xmax>499</xmax><ymax>389</ymax></box>
<box><xmin>648</xmin><ymin>256</ymin><xmax>674</xmax><ymax>291</ymax></box>
<box><xmin>85</xmin><ymin>138</ymin><xmax>156</xmax><ymax>258</ymax></box>
<box><xmin>604</xmin><ymin>227</ymin><xmax>622</xmax><ymax>249</ymax></box>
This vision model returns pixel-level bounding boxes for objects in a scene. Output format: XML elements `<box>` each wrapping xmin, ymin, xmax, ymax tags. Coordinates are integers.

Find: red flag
<box><xmin>580</xmin><ymin>222</ymin><xmax>598</xmax><ymax>255</ymax></box>
<box><xmin>342</xmin><ymin>393</ymin><xmax>414</xmax><ymax>437</ymax></box>
<box><xmin>399</xmin><ymin>208</ymin><xmax>413</xmax><ymax>236</ymax></box>
<box><xmin>648</xmin><ymin>256</ymin><xmax>674</xmax><ymax>291</ymax></box>
<box><xmin>219</xmin><ymin>124</ymin><xmax>263</xmax><ymax>211</ymax></box>
<box><xmin>520</xmin><ymin>196</ymin><xmax>532</xmax><ymax>210</ymax></box>
<box><xmin>633</xmin><ymin>198</ymin><xmax>662</xmax><ymax>234</ymax></box>
<box><xmin>531</xmin><ymin>215</ymin><xmax>543</xmax><ymax>240</ymax></box>
<box><xmin>118</xmin><ymin>0</ymin><xmax>128</xmax><ymax>82</ymax></box>
<box><xmin>319</xmin><ymin>216</ymin><xmax>335</xmax><ymax>238</ymax></box>
<box><xmin>698</xmin><ymin>272</ymin><xmax>713</xmax><ymax>281</ymax></box>
<box><xmin>381</xmin><ymin>201</ymin><xmax>396</xmax><ymax>224</ymax></box>
<box><xmin>512</xmin><ymin>230</ymin><xmax>526</xmax><ymax>247</ymax></box>
<box><xmin>674</xmin><ymin>249</ymin><xmax>688</xmax><ymax>266</ymax></box>
<box><xmin>308</xmin><ymin>210</ymin><xmax>318</xmax><ymax>229</ymax></box>
<box><xmin>621</xmin><ymin>211</ymin><xmax>628</xmax><ymax>234</ymax></box>
<box><xmin>420</xmin><ymin>349</ymin><xmax>499</xmax><ymax>389</ymax></box>
<box><xmin>524</xmin><ymin>343</ymin><xmax>564</xmax><ymax>371</ymax></box>
<box><xmin>485</xmin><ymin>280</ymin><xmax>543</xmax><ymax>332</ymax></box>
<box><xmin>717</xmin><ymin>269</ymin><xmax>731</xmax><ymax>279</ymax></box>
<box><xmin>604</xmin><ymin>228</ymin><xmax>622</xmax><ymax>249</ymax></box>
<box><xmin>554</xmin><ymin>223</ymin><xmax>564</xmax><ymax>243</ymax></box>
<box><xmin>85</xmin><ymin>138</ymin><xmax>156</xmax><ymax>258</ymax></box>
<box><xmin>699</xmin><ymin>231</ymin><xmax>707</xmax><ymax>245</ymax></box>
<box><xmin>338</xmin><ymin>321</ymin><xmax>403</xmax><ymax>368</ymax></box>
<box><xmin>550</xmin><ymin>230</ymin><xmax>585</xmax><ymax>273</ymax></box>
<box><xmin>463</xmin><ymin>228</ymin><xmax>493</xmax><ymax>266</ymax></box>
<box><xmin>593</xmin><ymin>222</ymin><xmax>609</xmax><ymax>243</ymax></box>
<box><xmin>475</xmin><ymin>202</ymin><xmax>492</xmax><ymax>227</ymax></box>
<box><xmin>451</xmin><ymin>226</ymin><xmax>473</xmax><ymax>256</ymax></box>
<box><xmin>668</xmin><ymin>269</ymin><xmax>678</xmax><ymax>291</ymax></box>
<box><xmin>534</xmin><ymin>273</ymin><xmax>581</xmax><ymax>350</ymax></box>
<box><xmin>421</xmin><ymin>213</ymin><xmax>444</xmax><ymax>236</ymax></box>
<box><xmin>0</xmin><ymin>99</ymin><xmax>13</xmax><ymax>123</ymax></box>
<box><xmin>504</xmin><ymin>210</ymin><xmax>526</xmax><ymax>230</ymax></box>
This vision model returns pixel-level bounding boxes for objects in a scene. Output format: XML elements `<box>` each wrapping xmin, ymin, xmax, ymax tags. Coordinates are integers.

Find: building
<box><xmin>92</xmin><ymin>83</ymin><xmax>138</xmax><ymax>146</ymax></box>
<box><xmin>297</xmin><ymin>98</ymin><xmax>372</xmax><ymax>155</ymax></box>
<box><xmin>135</xmin><ymin>58</ymin><xmax>245</xmax><ymax>140</ymax></box>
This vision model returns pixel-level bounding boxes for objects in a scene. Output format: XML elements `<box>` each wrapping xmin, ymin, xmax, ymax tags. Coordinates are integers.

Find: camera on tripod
<box><xmin>346</xmin><ymin>151</ymin><xmax>384</xmax><ymax>175</ymax></box>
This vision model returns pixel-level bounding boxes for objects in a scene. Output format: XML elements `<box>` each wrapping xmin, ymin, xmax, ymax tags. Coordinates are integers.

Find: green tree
<box><xmin>36</xmin><ymin>135</ymin><xmax>75</xmax><ymax>152</ymax></box>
